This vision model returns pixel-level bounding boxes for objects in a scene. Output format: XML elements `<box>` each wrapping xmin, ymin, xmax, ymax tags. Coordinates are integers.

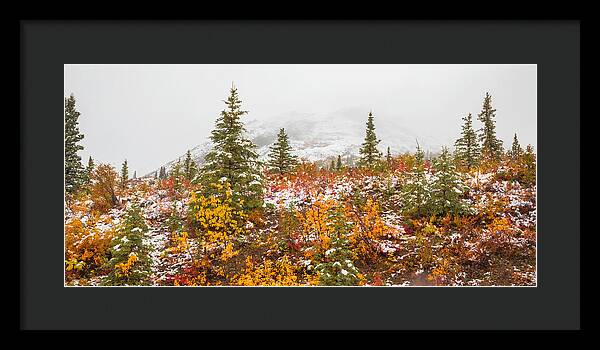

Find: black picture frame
<box><xmin>20</xmin><ymin>20</ymin><xmax>580</xmax><ymax>330</ymax></box>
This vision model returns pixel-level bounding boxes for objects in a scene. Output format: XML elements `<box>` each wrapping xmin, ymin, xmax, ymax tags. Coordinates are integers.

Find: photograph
<box><xmin>64</xmin><ymin>64</ymin><xmax>537</xmax><ymax>287</ymax></box>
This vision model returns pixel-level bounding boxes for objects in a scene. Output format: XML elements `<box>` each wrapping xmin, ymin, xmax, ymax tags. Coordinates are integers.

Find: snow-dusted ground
<box><xmin>68</xmin><ymin>163</ymin><xmax>536</xmax><ymax>287</ymax></box>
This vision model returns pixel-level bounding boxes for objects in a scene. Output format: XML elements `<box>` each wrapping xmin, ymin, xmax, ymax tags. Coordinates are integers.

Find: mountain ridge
<box><xmin>144</xmin><ymin>110</ymin><xmax>443</xmax><ymax>177</ymax></box>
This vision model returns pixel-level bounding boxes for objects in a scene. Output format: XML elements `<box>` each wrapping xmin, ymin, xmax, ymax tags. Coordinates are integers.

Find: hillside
<box><xmin>147</xmin><ymin>110</ymin><xmax>443</xmax><ymax>176</ymax></box>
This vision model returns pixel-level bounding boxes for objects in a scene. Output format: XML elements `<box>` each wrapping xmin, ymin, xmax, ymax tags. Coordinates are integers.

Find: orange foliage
<box><xmin>65</xmin><ymin>216</ymin><xmax>115</xmax><ymax>278</ymax></box>
<box><xmin>233</xmin><ymin>255</ymin><xmax>299</xmax><ymax>286</ymax></box>
<box><xmin>348</xmin><ymin>198</ymin><xmax>393</xmax><ymax>262</ymax></box>
<box><xmin>89</xmin><ymin>164</ymin><xmax>119</xmax><ymax>214</ymax></box>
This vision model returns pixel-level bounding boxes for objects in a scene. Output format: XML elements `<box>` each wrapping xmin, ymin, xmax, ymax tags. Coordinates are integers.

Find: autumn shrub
<box><xmin>233</xmin><ymin>255</ymin><xmax>300</xmax><ymax>286</ymax></box>
<box><xmin>277</xmin><ymin>204</ymin><xmax>302</xmax><ymax>253</ymax></box>
<box><xmin>65</xmin><ymin>215</ymin><xmax>115</xmax><ymax>279</ymax></box>
<box><xmin>247</xmin><ymin>207</ymin><xmax>268</xmax><ymax>229</ymax></box>
<box><xmin>348</xmin><ymin>198</ymin><xmax>394</xmax><ymax>263</ymax></box>
<box><xmin>475</xmin><ymin>192</ymin><xmax>510</xmax><ymax>225</ymax></box>
<box><xmin>89</xmin><ymin>164</ymin><xmax>119</xmax><ymax>214</ymax></box>
<box><xmin>295</xmin><ymin>195</ymin><xmax>338</xmax><ymax>259</ymax></box>
<box><xmin>188</xmin><ymin>181</ymin><xmax>245</xmax><ymax>281</ymax></box>
<box><xmin>170</xmin><ymin>260</ymin><xmax>210</xmax><ymax>286</ymax></box>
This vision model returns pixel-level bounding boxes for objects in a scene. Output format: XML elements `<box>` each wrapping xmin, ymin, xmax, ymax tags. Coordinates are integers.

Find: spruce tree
<box><xmin>199</xmin><ymin>85</ymin><xmax>264</xmax><ymax>210</ymax></box>
<box><xmin>171</xmin><ymin>158</ymin><xmax>183</xmax><ymax>193</ymax></box>
<box><xmin>401</xmin><ymin>144</ymin><xmax>430</xmax><ymax>218</ymax></box>
<box><xmin>336</xmin><ymin>155</ymin><xmax>343</xmax><ymax>171</ymax></box>
<box><xmin>312</xmin><ymin>205</ymin><xmax>361</xmax><ymax>286</ymax></box>
<box><xmin>159</xmin><ymin>166</ymin><xmax>165</xmax><ymax>180</ymax></box>
<box><xmin>267</xmin><ymin>128</ymin><xmax>298</xmax><ymax>175</ymax></box>
<box><xmin>358</xmin><ymin>111</ymin><xmax>382</xmax><ymax>167</ymax></box>
<box><xmin>386</xmin><ymin>146</ymin><xmax>392</xmax><ymax>165</ymax></box>
<box><xmin>65</xmin><ymin>94</ymin><xmax>85</xmax><ymax>195</ymax></box>
<box><xmin>85</xmin><ymin>156</ymin><xmax>95</xmax><ymax>187</ymax></box>
<box><xmin>183</xmin><ymin>150</ymin><xmax>198</xmax><ymax>182</ymax></box>
<box><xmin>102</xmin><ymin>203</ymin><xmax>152</xmax><ymax>286</ymax></box>
<box><xmin>509</xmin><ymin>133</ymin><xmax>523</xmax><ymax>160</ymax></box>
<box><xmin>454</xmin><ymin>113</ymin><xmax>480</xmax><ymax>170</ymax></box>
<box><xmin>87</xmin><ymin>156</ymin><xmax>95</xmax><ymax>174</ymax></box>
<box><xmin>133</xmin><ymin>171</ymin><xmax>136</xmax><ymax>179</ymax></box>
<box><xmin>520</xmin><ymin>145</ymin><xmax>536</xmax><ymax>185</ymax></box>
<box><xmin>330</xmin><ymin>159</ymin><xmax>336</xmax><ymax>171</ymax></box>
<box><xmin>477</xmin><ymin>92</ymin><xmax>503</xmax><ymax>162</ymax></box>
<box><xmin>429</xmin><ymin>147</ymin><xmax>468</xmax><ymax>216</ymax></box>
<box><xmin>120</xmin><ymin>159</ymin><xmax>129</xmax><ymax>191</ymax></box>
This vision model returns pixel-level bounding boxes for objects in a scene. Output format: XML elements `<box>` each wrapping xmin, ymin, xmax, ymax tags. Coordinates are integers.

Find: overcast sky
<box><xmin>64</xmin><ymin>64</ymin><xmax>536</xmax><ymax>175</ymax></box>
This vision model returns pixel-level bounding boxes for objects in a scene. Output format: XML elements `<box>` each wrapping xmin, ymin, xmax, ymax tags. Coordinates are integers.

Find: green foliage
<box><xmin>166</xmin><ymin>201</ymin><xmax>183</xmax><ymax>234</ymax></box>
<box><xmin>519</xmin><ymin>145</ymin><xmax>536</xmax><ymax>185</ymax></box>
<box><xmin>428</xmin><ymin>147</ymin><xmax>468</xmax><ymax>216</ymax></box>
<box><xmin>358</xmin><ymin>111</ymin><xmax>382</xmax><ymax>168</ymax></box>
<box><xmin>478</xmin><ymin>92</ymin><xmax>504</xmax><ymax>162</ymax></box>
<box><xmin>120</xmin><ymin>159</ymin><xmax>129</xmax><ymax>191</ymax></box>
<box><xmin>83</xmin><ymin>156</ymin><xmax>95</xmax><ymax>190</ymax></box>
<box><xmin>400</xmin><ymin>145</ymin><xmax>430</xmax><ymax>218</ymax></box>
<box><xmin>508</xmin><ymin>133</ymin><xmax>523</xmax><ymax>160</ymax></box>
<box><xmin>65</xmin><ymin>94</ymin><xmax>86</xmax><ymax>195</ymax></box>
<box><xmin>336</xmin><ymin>155</ymin><xmax>343</xmax><ymax>171</ymax></box>
<box><xmin>454</xmin><ymin>113</ymin><xmax>480</xmax><ymax>170</ymax></box>
<box><xmin>101</xmin><ymin>204</ymin><xmax>152</xmax><ymax>285</ymax></box>
<box><xmin>312</xmin><ymin>205</ymin><xmax>362</xmax><ymax>286</ymax></box>
<box><xmin>170</xmin><ymin>159</ymin><xmax>184</xmax><ymax>193</ymax></box>
<box><xmin>199</xmin><ymin>85</ymin><xmax>264</xmax><ymax>211</ymax></box>
<box><xmin>386</xmin><ymin>147</ymin><xmax>392</xmax><ymax>166</ymax></box>
<box><xmin>183</xmin><ymin>150</ymin><xmax>199</xmax><ymax>182</ymax></box>
<box><xmin>267</xmin><ymin>128</ymin><xmax>298</xmax><ymax>175</ymax></box>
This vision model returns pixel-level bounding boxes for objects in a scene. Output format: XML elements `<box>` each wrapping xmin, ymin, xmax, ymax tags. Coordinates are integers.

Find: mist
<box><xmin>64</xmin><ymin>64</ymin><xmax>537</xmax><ymax>175</ymax></box>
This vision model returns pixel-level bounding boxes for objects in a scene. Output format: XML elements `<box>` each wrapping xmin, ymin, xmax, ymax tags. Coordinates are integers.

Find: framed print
<box><xmin>21</xmin><ymin>20</ymin><xmax>580</xmax><ymax>330</ymax></box>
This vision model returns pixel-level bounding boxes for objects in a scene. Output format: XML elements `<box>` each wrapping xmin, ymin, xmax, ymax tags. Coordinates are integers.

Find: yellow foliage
<box><xmin>65</xmin><ymin>216</ymin><xmax>115</xmax><ymax>276</ymax></box>
<box><xmin>295</xmin><ymin>195</ymin><xmax>337</xmax><ymax>253</ymax></box>
<box><xmin>189</xmin><ymin>184</ymin><xmax>245</xmax><ymax>263</ymax></box>
<box><xmin>166</xmin><ymin>231</ymin><xmax>189</xmax><ymax>255</ymax></box>
<box><xmin>234</xmin><ymin>256</ymin><xmax>299</xmax><ymax>286</ymax></box>
<box><xmin>349</xmin><ymin>198</ymin><xmax>393</xmax><ymax>261</ymax></box>
<box><xmin>114</xmin><ymin>252</ymin><xmax>138</xmax><ymax>277</ymax></box>
<box><xmin>487</xmin><ymin>216</ymin><xmax>514</xmax><ymax>236</ymax></box>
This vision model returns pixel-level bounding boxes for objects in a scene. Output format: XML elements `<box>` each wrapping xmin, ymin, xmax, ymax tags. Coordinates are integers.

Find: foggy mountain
<box><xmin>146</xmin><ymin>109</ymin><xmax>443</xmax><ymax>176</ymax></box>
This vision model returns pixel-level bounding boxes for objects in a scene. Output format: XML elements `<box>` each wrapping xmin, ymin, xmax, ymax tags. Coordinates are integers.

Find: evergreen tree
<box><xmin>171</xmin><ymin>158</ymin><xmax>183</xmax><ymax>193</ymax></box>
<box><xmin>159</xmin><ymin>166</ymin><xmax>165</xmax><ymax>180</ymax></box>
<box><xmin>120</xmin><ymin>159</ymin><xmax>129</xmax><ymax>191</ymax></box>
<box><xmin>429</xmin><ymin>147</ymin><xmax>468</xmax><ymax>216</ymax></box>
<box><xmin>85</xmin><ymin>156</ymin><xmax>95</xmax><ymax>187</ymax></box>
<box><xmin>358</xmin><ymin>111</ymin><xmax>382</xmax><ymax>167</ymax></box>
<box><xmin>520</xmin><ymin>144</ymin><xmax>536</xmax><ymax>185</ymax></box>
<box><xmin>330</xmin><ymin>159</ymin><xmax>336</xmax><ymax>171</ymax></box>
<box><xmin>65</xmin><ymin>94</ymin><xmax>85</xmax><ymax>195</ymax></box>
<box><xmin>509</xmin><ymin>133</ymin><xmax>523</xmax><ymax>160</ymax></box>
<box><xmin>313</xmin><ymin>205</ymin><xmax>361</xmax><ymax>286</ymax></box>
<box><xmin>336</xmin><ymin>155</ymin><xmax>343</xmax><ymax>171</ymax></box>
<box><xmin>133</xmin><ymin>171</ymin><xmax>137</xmax><ymax>179</ymax></box>
<box><xmin>102</xmin><ymin>203</ymin><xmax>152</xmax><ymax>286</ymax></box>
<box><xmin>183</xmin><ymin>150</ymin><xmax>198</xmax><ymax>182</ymax></box>
<box><xmin>401</xmin><ymin>144</ymin><xmax>430</xmax><ymax>218</ymax></box>
<box><xmin>267</xmin><ymin>128</ymin><xmax>298</xmax><ymax>175</ymax></box>
<box><xmin>199</xmin><ymin>85</ymin><xmax>264</xmax><ymax>210</ymax></box>
<box><xmin>454</xmin><ymin>113</ymin><xmax>480</xmax><ymax>171</ymax></box>
<box><xmin>386</xmin><ymin>146</ymin><xmax>392</xmax><ymax>166</ymax></box>
<box><xmin>477</xmin><ymin>92</ymin><xmax>503</xmax><ymax>161</ymax></box>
